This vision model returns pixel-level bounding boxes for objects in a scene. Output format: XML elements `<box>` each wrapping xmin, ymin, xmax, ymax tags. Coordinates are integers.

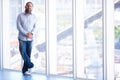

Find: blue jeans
<box><xmin>18</xmin><ymin>39</ymin><xmax>34</xmax><ymax>73</ymax></box>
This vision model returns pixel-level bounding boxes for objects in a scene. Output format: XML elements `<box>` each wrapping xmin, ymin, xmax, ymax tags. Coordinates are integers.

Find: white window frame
<box><xmin>0</xmin><ymin>0</ymin><xmax>115</xmax><ymax>79</ymax></box>
<box><xmin>103</xmin><ymin>0</ymin><xmax>114</xmax><ymax>80</ymax></box>
<box><xmin>46</xmin><ymin>0</ymin><xmax>57</xmax><ymax>75</ymax></box>
<box><xmin>2</xmin><ymin>0</ymin><xmax>10</xmax><ymax>69</ymax></box>
<box><xmin>73</xmin><ymin>0</ymin><xmax>85</xmax><ymax>78</ymax></box>
<box><xmin>0</xmin><ymin>0</ymin><xmax>3</xmax><ymax>70</ymax></box>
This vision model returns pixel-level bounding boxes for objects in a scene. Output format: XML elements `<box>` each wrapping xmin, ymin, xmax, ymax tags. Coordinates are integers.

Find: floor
<box><xmin>0</xmin><ymin>69</ymin><xmax>93</xmax><ymax>80</ymax></box>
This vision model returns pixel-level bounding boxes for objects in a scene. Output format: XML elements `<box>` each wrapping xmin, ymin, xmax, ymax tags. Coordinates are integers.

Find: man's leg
<box><xmin>22</xmin><ymin>62</ymin><xmax>28</xmax><ymax>73</ymax></box>
<box><xmin>26</xmin><ymin>41</ymin><xmax>34</xmax><ymax>68</ymax></box>
<box><xmin>19</xmin><ymin>40</ymin><xmax>31</xmax><ymax>73</ymax></box>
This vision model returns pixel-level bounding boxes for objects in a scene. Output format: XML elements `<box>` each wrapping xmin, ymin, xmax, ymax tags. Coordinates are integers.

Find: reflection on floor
<box><xmin>0</xmin><ymin>69</ymin><xmax>94</xmax><ymax>80</ymax></box>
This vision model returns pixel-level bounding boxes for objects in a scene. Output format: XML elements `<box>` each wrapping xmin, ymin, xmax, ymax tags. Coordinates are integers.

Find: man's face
<box><xmin>25</xmin><ymin>3</ymin><xmax>33</xmax><ymax>13</ymax></box>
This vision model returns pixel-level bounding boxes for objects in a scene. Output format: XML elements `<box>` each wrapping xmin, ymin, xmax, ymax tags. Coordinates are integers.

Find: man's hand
<box><xmin>27</xmin><ymin>32</ymin><xmax>33</xmax><ymax>39</ymax></box>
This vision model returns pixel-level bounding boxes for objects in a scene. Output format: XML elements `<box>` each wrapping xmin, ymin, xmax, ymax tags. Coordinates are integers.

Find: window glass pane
<box><xmin>3</xmin><ymin>0</ymin><xmax>46</xmax><ymax>74</ymax></box>
<box><xmin>3</xmin><ymin>0</ymin><xmax>22</xmax><ymax>70</ymax></box>
<box><xmin>84</xmin><ymin>0</ymin><xmax>103</xmax><ymax>79</ymax></box>
<box><xmin>24</xmin><ymin>0</ymin><xmax>46</xmax><ymax>74</ymax></box>
<box><xmin>56</xmin><ymin>0</ymin><xmax>73</xmax><ymax>77</ymax></box>
<box><xmin>114</xmin><ymin>0</ymin><xmax>120</xmax><ymax>79</ymax></box>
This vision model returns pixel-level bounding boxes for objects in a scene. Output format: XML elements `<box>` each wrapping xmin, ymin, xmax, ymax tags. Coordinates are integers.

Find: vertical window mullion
<box><xmin>72</xmin><ymin>0</ymin><xmax>76</xmax><ymax>78</ymax></box>
<box><xmin>48</xmin><ymin>0</ymin><xmax>57</xmax><ymax>75</ymax></box>
<box><xmin>45</xmin><ymin>0</ymin><xmax>49</xmax><ymax>76</ymax></box>
<box><xmin>103</xmin><ymin>0</ymin><xmax>114</xmax><ymax>80</ymax></box>
<box><xmin>0</xmin><ymin>0</ymin><xmax>3</xmax><ymax>70</ymax></box>
<box><xmin>75</xmin><ymin>0</ymin><xmax>85</xmax><ymax>78</ymax></box>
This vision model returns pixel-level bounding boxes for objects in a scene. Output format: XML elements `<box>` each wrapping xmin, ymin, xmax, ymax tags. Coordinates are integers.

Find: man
<box><xmin>17</xmin><ymin>2</ymin><xmax>36</xmax><ymax>75</ymax></box>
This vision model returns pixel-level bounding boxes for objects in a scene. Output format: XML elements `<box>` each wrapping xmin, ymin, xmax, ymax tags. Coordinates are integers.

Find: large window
<box><xmin>84</xmin><ymin>0</ymin><xmax>103</xmax><ymax>79</ymax></box>
<box><xmin>114</xmin><ymin>0</ymin><xmax>120</xmax><ymax>79</ymax></box>
<box><xmin>1</xmin><ymin>0</ymin><xmax>114</xmax><ymax>80</ymax></box>
<box><xmin>3</xmin><ymin>0</ymin><xmax>46</xmax><ymax>74</ymax></box>
<box><xmin>25</xmin><ymin>0</ymin><xmax>46</xmax><ymax>74</ymax></box>
<box><xmin>3</xmin><ymin>0</ymin><xmax>22</xmax><ymax>70</ymax></box>
<box><xmin>56</xmin><ymin>0</ymin><xmax>73</xmax><ymax>77</ymax></box>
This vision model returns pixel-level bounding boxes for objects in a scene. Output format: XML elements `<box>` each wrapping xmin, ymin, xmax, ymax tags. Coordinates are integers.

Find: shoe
<box><xmin>23</xmin><ymin>71</ymin><xmax>31</xmax><ymax>75</ymax></box>
<box><xmin>28</xmin><ymin>62</ymin><xmax>34</xmax><ymax>68</ymax></box>
<box><xmin>28</xmin><ymin>68</ymin><xmax>31</xmax><ymax>73</ymax></box>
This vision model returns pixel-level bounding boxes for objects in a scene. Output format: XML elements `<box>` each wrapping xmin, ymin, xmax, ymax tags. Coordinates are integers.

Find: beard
<box><xmin>25</xmin><ymin>9</ymin><xmax>32</xmax><ymax>14</ymax></box>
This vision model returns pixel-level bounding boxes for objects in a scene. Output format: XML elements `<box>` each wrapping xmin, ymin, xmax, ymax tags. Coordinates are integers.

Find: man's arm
<box><xmin>17</xmin><ymin>14</ymin><xmax>28</xmax><ymax>36</ymax></box>
<box><xmin>31</xmin><ymin>15</ymin><xmax>37</xmax><ymax>35</ymax></box>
